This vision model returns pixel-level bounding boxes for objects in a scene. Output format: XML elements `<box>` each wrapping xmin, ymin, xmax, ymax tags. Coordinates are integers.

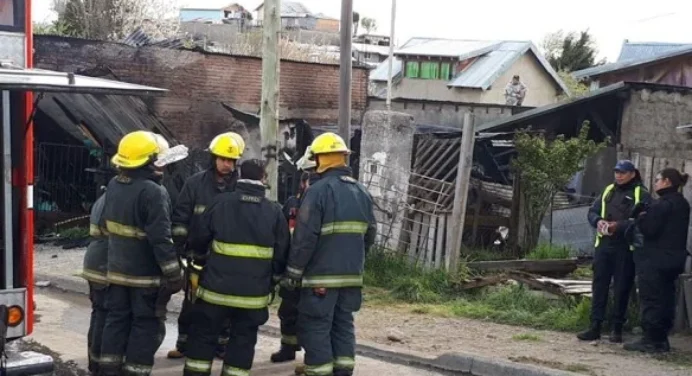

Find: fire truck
<box><xmin>1</xmin><ymin>1</ymin><xmax>165</xmax><ymax>373</ymax></box>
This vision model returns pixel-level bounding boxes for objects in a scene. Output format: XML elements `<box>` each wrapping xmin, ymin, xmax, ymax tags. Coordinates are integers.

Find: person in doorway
<box><xmin>98</xmin><ymin>131</ymin><xmax>186</xmax><ymax>376</ymax></box>
<box><xmin>167</xmin><ymin>132</ymin><xmax>245</xmax><ymax>360</ymax></box>
<box><xmin>281</xmin><ymin>132</ymin><xmax>377</xmax><ymax>376</ymax></box>
<box><xmin>624</xmin><ymin>168</ymin><xmax>690</xmax><ymax>353</ymax></box>
<box><xmin>82</xmin><ymin>188</ymin><xmax>109</xmax><ymax>374</ymax></box>
<box><xmin>183</xmin><ymin>159</ymin><xmax>290</xmax><ymax>376</ymax></box>
<box><xmin>271</xmin><ymin>147</ymin><xmax>319</xmax><ymax>364</ymax></box>
<box><xmin>578</xmin><ymin>160</ymin><xmax>651</xmax><ymax>343</ymax></box>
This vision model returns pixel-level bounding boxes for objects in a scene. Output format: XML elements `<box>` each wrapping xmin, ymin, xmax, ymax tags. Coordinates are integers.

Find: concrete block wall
<box><xmin>620</xmin><ymin>89</ymin><xmax>692</xmax><ymax>159</ymax></box>
<box><xmin>34</xmin><ymin>35</ymin><xmax>369</xmax><ymax>148</ymax></box>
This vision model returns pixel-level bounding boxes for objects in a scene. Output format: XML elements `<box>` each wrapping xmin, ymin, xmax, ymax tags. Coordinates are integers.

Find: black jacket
<box><xmin>287</xmin><ymin>167</ymin><xmax>377</xmax><ymax>288</ymax></box>
<box><xmin>83</xmin><ymin>193</ymin><xmax>108</xmax><ymax>285</ymax></box>
<box><xmin>189</xmin><ymin>180</ymin><xmax>290</xmax><ymax>309</ymax></box>
<box><xmin>172</xmin><ymin>169</ymin><xmax>237</xmax><ymax>257</ymax></box>
<box><xmin>101</xmin><ymin>168</ymin><xmax>181</xmax><ymax>287</ymax></box>
<box><xmin>588</xmin><ymin>178</ymin><xmax>651</xmax><ymax>248</ymax></box>
<box><xmin>635</xmin><ymin>187</ymin><xmax>690</xmax><ymax>272</ymax></box>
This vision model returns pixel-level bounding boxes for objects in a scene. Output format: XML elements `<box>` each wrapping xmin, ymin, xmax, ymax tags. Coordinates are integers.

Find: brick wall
<box><xmin>34</xmin><ymin>35</ymin><xmax>369</xmax><ymax>147</ymax></box>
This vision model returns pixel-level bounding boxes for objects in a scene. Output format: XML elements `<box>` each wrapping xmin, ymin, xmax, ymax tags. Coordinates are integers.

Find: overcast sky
<box><xmin>33</xmin><ymin>0</ymin><xmax>692</xmax><ymax>62</ymax></box>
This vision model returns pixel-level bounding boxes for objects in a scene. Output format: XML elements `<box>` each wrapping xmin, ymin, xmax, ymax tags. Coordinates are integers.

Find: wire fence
<box><xmin>540</xmin><ymin>192</ymin><xmax>598</xmax><ymax>256</ymax></box>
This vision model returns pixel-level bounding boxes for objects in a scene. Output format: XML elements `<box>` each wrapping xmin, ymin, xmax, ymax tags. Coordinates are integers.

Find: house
<box><xmin>574</xmin><ymin>40</ymin><xmax>692</xmax><ymax>89</ymax></box>
<box><xmin>369</xmin><ymin>38</ymin><xmax>569</xmax><ymax>107</ymax></box>
<box><xmin>179</xmin><ymin>3</ymin><xmax>252</xmax><ymax>23</ymax></box>
<box><xmin>354</xmin><ymin>34</ymin><xmax>391</xmax><ymax>47</ymax></box>
<box><xmin>352</xmin><ymin>43</ymin><xmax>391</xmax><ymax>67</ymax></box>
<box><xmin>313</xmin><ymin>13</ymin><xmax>340</xmax><ymax>33</ymax></box>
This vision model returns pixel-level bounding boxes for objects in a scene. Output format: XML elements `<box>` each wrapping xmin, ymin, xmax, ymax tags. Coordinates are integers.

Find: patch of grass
<box><xmin>58</xmin><ymin>226</ymin><xmax>89</xmax><ymax>240</ymax></box>
<box><xmin>654</xmin><ymin>352</ymin><xmax>692</xmax><ymax>368</ymax></box>
<box><xmin>525</xmin><ymin>243</ymin><xmax>572</xmax><ymax>260</ymax></box>
<box><xmin>512</xmin><ymin>333</ymin><xmax>541</xmax><ymax>341</ymax></box>
<box><xmin>464</xmin><ymin>248</ymin><xmax>514</xmax><ymax>262</ymax></box>
<box><xmin>509</xmin><ymin>356</ymin><xmax>596</xmax><ymax>376</ymax></box>
<box><xmin>568</xmin><ymin>266</ymin><xmax>593</xmax><ymax>280</ymax></box>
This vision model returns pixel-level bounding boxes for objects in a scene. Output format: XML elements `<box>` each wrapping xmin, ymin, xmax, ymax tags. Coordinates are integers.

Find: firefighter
<box><xmin>167</xmin><ymin>132</ymin><xmax>245</xmax><ymax>360</ymax></box>
<box><xmin>271</xmin><ymin>147</ymin><xmax>318</xmax><ymax>364</ymax></box>
<box><xmin>98</xmin><ymin>131</ymin><xmax>186</xmax><ymax>376</ymax></box>
<box><xmin>578</xmin><ymin>160</ymin><xmax>651</xmax><ymax>343</ymax></box>
<box><xmin>625</xmin><ymin>168</ymin><xmax>690</xmax><ymax>353</ymax></box>
<box><xmin>82</xmin><ymin>188</ymin><xmax>108</xmax><ymax>374</ymax></box>
<box><xmin>183</xmin><ymin>158</ymin><xmax>290</xmax><ymax>376</ymax></box>
<box><xmin>282</xmin><ymin>132</ymin><xmax>377</xmax><ymax>376</ymax></box>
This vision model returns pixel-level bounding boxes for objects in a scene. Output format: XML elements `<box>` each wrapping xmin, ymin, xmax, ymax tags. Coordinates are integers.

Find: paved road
<box><xmin>29</xmin><ymin>289</ymin><xmax>447</xmax><ymax>376</ymax></box>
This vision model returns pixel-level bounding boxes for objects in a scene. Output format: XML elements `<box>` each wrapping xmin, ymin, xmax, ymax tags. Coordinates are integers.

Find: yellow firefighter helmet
<box><xmin>208</xmin><ymin>132</ymin><xmax>243</xmax><ymax>160</ymax></box>
<box><xmin>111</xmin><ymin>131</ymin><xmax>160</xmax><ymax>169</ymax></box>
<box><xmin>310</xmin><ymin>132</ymin><xmax>350</xmax><ymax>155</ymax></box>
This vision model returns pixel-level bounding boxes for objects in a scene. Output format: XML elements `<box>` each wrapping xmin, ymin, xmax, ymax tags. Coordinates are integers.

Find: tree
<box><xmin>512</xmin><ymin>123</ymin><xmax>606</xmax><ymax>255</ymax></box>
<box><xmin>542</xmin><ymin>30</ymin><xmax>604</xmax><ymax>72</ymax></box>
<box><xmin>361</xmin><ymin>17</ymin><xmax>377</xmax><ymax>34</ymax></box>
<box><xmin>352</xmin><ymin>11</ymin><xmax>360</xmax><ymax>36</ymax></box>
<box><xmin>52</xmin><ymin>0</ymin><xmax>178</xmax><ymax>41</ymax></box>
<box><xmin>557</xmin><ymin>71</ymin><xmax>589</xmax><ymax>99</ymax></box>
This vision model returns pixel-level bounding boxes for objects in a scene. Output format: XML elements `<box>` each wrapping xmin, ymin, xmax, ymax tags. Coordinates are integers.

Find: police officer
<box><xmin>625</xmin><ymin>168</ymin><xmax>690</xmax><ymax>353</ymax></box>
<box><xmin>183</xmin><ymin>158</ymin><xmax>290</xmax><ymax>376</ymax></box>
<box><xmin>283</xmin><ymin>132</ymin><xmax>377</xmax><ymax>376</ymax></box>
<box><xmin>99</xmin><ymin>131</ymin><xmax>186</xmax><ymax>376</ymax></box>
<box><xmin>578</xmin><ymin>160</ymin><xmax>651</xmax><ymax>343</ymax></box>
<box><xmin>82</xmin><ymin>189</ymin><xmax>108</xmax><ymax>374</ymax></box>
<box><xmin>271</xmin><ymin>147</ymin><xmax>319</xmax><ymax>364</ymax></box>
<box><xmin>167</xmin><ymin>132</ymin><xmax>245</xmax><ymax>359</ymax></box>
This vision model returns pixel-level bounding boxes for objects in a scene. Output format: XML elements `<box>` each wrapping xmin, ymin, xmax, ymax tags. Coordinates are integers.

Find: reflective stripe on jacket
<box><xmin>83</xmin><ymin>193</ymin><xmax>108</xmax><ymax>285</ymax></box>
<box><xmin>101</xmin><ymin>170</ymin><xmax>180</xmax><ymax>287</ymax></box>
<box><xmin>287</xmin><ymin>167</ymin><xmax>377</xmax><ymax>288</ymax></box>
<box><xmin>594</xmin><ymin>183</ymin><xmax>642</xmax><ymax>250</ymax></box>
<box><xmin>188</xmin><ymin>180</ymin><xmax>290</xmax><ymax>309</ymax></box>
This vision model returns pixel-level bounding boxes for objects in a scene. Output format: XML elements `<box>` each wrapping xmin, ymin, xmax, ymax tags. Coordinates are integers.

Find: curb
<box><xmin>35</xmin><ymin>272</ymin><xmax>581</xmax><ymax>376</ymax></box>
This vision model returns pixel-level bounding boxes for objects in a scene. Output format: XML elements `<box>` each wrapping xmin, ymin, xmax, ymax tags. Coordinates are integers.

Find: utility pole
<box><xmin>338</xmin><ymin>0</ymin><xmax>353</xmax><ymax>143</ymax></box>
<box><xmin>447</xmin><ymin>113</ymin><xmax>476</xmax><ymax>272</ymax></box>
<box><xmin>386</xmin><ymin>0</ymin><xmax>396</xmax><ymax>113</ymax></box>
<box><xmin>260</xmin><ymin>0</ymin><xmax>280</xmax><ymax>201</ymax></box>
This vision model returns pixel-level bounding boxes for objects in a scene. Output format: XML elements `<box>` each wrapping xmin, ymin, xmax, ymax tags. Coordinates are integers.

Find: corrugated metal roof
<box><xmin>369</xmin><ymin>38</ymin><xmax>569</xmax><ymax>95</ymax></box>
<box><xmin>574</xmin><ymin>44</ymin><xmax>692</xmax><ymax>79</ymax></box>
<box><xmin>353</xmin><ymin>43</ymin><xmax>391</xmax><ymax>56</ymax></box>
<box><xmin>617</xmin><ymin>41</ymin><xmax>692</xmax><ymax>62</ymax></box>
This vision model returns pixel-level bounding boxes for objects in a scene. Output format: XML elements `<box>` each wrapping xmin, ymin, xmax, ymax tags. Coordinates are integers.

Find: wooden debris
<box><xmin>455</xmin><ymin>274</ymin><xmax>508</xmax><ymax>291</ymax></box>
<box><xmin>467</xmin><ymin>259</ymin><xmax>579</xmax><ymax>277</ymax></box>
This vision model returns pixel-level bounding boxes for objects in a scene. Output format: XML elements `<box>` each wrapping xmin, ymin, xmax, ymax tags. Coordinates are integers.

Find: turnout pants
<box><xmin>184</xmin><ymin>300</ymin><xmax>269</xmax><ymax>376</ymax></box>
<box><xmin>637</xmin><ymin>266</ymin><xmax>681</xmax><ymax>341</ymax></box>
<box><xmin>87</xmin><ymin>282</ymin><xmax>108</xmax><ymax>374</ymax></box>
<box><xmin>298</xmin><ymin>287</ymin><xmax>362</xmax><ymax>376</ymax></box>
<box><xmin>278</xmin><ymin>287</ymin><xmax>301</xmax><ymax>350</ymax></box>
<box><xmin>590</xmin><ymin>244</ymin><xmax>636</xmax><ymax>325</ymax></box>
<box><xmin>99</xmin><ymin>285</ymin><xmax>168</xmax><ymax>376</ymax></box>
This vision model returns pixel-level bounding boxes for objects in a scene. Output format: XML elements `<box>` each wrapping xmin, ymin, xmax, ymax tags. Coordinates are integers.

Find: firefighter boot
<box><xmin>577</xmin><ymin>322</ymin><xmax>601</xmax><ymax>341</ymax></box>
<box><xmin>167</xmin><ymin>349</ymin><xmax>185</xmax><ymax>359</ymax></box>
<box><xmin>609</xmin><ymin>324</ymin><xmax>623</xmax><ymax>343</ymax></box>
<box><xmin>271</xmin><ymin>345</ymin><xmax>297</xmax><ymax>363</ymax></box>
<box><xmin>624</xmin><ymin>337</ymin><xmax>668</xmax><ymax>353</ymax></box>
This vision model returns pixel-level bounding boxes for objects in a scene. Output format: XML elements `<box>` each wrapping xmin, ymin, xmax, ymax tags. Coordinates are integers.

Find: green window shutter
<box><xmin>440</xmin><ymin>63</ymin><xmax>451</xmax><ymax>80</ymax></box>
<box><xmin>405</xmin><ymin>62</ymin><xmax>419</xmax><ymax>78</ymax></box>
<box><xmin>421</xmin><ymin>62</ymin><xmax>440</xmax><ymax>79</ymax></box>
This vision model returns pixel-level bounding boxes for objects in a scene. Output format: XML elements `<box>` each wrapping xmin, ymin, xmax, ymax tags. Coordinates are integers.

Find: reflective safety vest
<box><xmin>594</xmin><ymin>183</ymin><xmax>641</xmax><ymax>250</ymax></box>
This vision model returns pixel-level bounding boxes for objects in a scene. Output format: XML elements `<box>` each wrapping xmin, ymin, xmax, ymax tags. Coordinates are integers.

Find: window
<box><xmin>440</xmin><ymin>63</ymin><xmax>451</xmax><ymax>81</ymax></box>
<box><xmin>420</xmin><ymin>62</ymin><xmax>439</xmax><ymax>79</ymax></box>
<box><xmin>405</xmin><ymin>61</ymin><xmax>420</xmax><ymax>78</ymax></box>
<box><xmin>0</xmin><ymin>0</ymin><xmax>24</xmax><ymax>31</ymax></box>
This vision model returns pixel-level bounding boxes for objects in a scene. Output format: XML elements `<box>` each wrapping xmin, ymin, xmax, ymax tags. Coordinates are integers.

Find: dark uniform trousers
<box><xmin>591</xmin><ymin>244</ymin><xmax>636</xmax><ymax>325</ymax></box>
<box><xmin>278</xmin><ymin>287</ymin><xmax>301</xmax><ymax>350</ymax></box>
<box><xmin>87</xmin><ymin>282</ymin><xmax>108</xmax><ymax>373</ymax></box>
<box><xmin>177</xmin><ymin>277</ymin><xmax>231</xmax><ymax>354</ymax></box>
<box><xmin>99</xmin><ymin>285</ymin><xmax>167</xmax><ymax>376</ymax></box>
<box><xmin>637</xmin><ymin>266</ymin><xmax>680</xmax><ymax>341</ymax></box>
<box><xmin>184</xmin><ymin>300</ymin><xmax>269</xmax><ymax>376</ymax></box>
<box><xmin>298</xmin><ymin>288</ymin><xmax>362</xmax><ymax>376</ymax></box>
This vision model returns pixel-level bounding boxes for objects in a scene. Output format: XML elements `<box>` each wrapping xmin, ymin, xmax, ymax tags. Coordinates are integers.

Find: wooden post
<box><xmin>447</xmin><ymin>113</ymin><xmax>476</xmax><ymax>272</ymax></box>
<box><xmin>260</xmin><ymin>0</ymin><xmax>280</xmax><ymax>201</ymax></box>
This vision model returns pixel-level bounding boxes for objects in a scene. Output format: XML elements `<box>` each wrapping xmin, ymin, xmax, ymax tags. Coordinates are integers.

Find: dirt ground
<box><xmin>37</xmin><ymin>244</ymin><xmax>692</xmax><ymax>376</ymax></box>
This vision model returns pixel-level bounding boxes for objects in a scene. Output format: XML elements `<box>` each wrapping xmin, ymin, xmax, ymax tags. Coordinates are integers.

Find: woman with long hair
<box><xmin>625</xmin><ymin>168</ymin><xmax>690</xmax><ymax>353</ymax></box>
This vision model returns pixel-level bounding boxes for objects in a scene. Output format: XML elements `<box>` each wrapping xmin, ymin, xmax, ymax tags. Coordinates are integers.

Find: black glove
<box><xmin>280</xmin><ymin>275</ymin><xmax>301</xmax><ymax>291</ymax></box>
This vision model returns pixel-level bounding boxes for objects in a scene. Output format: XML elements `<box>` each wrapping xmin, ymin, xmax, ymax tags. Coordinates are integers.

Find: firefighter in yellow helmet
<box><xmin>167</xmin><ymin>132</ymin><xmax>245</xmax><ymax>360</ymax></box>
<box><xmin>99</xmin><ymin>131</ymin><xmax>187</xmax><ymax>376</ymax></box>
<box><xmin>282</xmin><ymin>132</ymin><xmax>377</xmax><ymax>376</ymax></box>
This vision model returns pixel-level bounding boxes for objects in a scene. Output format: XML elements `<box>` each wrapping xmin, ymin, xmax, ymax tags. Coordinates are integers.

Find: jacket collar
<box><xmin>656</xmin><ymin>186</ymin><xmax>678</xmax><ymax>197</ymax></box>
<box><xmin>119</xmin><ymin>165</ymin><xmax>160</xmax><ymax>184</ymax></box>
<box><xmin>206</xmin><ymin>168</ymin><xmax>237</xmax><ymax>192</ymax></box>
<box><xmin>321</xmin><ymin>166</ymin><xmax>352</xmax><ymax>179</ymax></box>
<box><xmin>236</xmin><ymin>179</ymin><xmax>266</xmax><ymax>196</ymax></box>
